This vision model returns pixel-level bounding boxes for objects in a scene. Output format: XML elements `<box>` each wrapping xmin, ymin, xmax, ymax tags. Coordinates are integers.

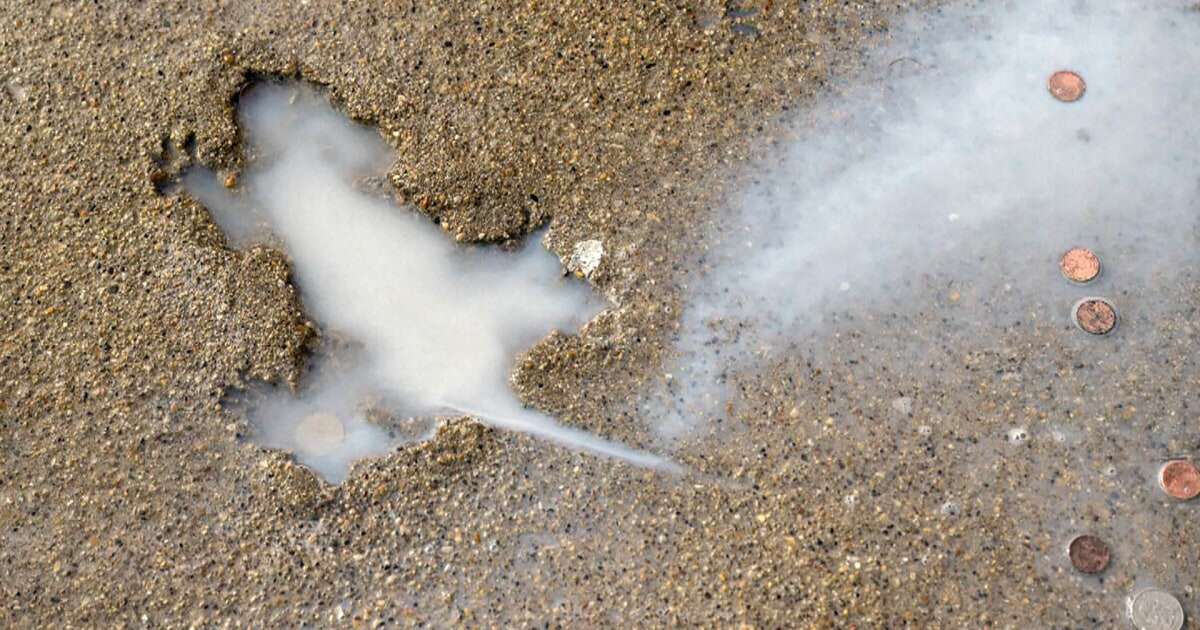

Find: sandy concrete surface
<box><xmin>2</xmin><ymin>0</ymin><xmax>1197</xmax><ymax>628</ymax></box>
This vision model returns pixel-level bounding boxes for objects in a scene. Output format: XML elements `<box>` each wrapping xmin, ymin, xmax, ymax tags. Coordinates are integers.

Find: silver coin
<box><xmin>1128</xmin><ymin>589</ymin><xmax>1184</xmax><ymax>630</ymax></box>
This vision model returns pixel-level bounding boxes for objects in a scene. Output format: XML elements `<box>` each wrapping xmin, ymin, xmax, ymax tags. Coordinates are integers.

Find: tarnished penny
<box><xmin>1073</xmin><ymin>298</ymin><xmax>1117</xmax><ymax>335</ymax></box>
<box><xmin>295</xmin><ymin>412</ymin><xmax>345</xmax><ymax>456</ymax></box>
<box><xmin>1060</xmin><ymin>247</ymin><xmax>1101</xmax><ymax>283</ymax></box>
<box><xmin>1128</xmin><ymin>588</ymin><xmax>1185</xmax><ymax>630</ymax></box>
<box><xmin>1159</xmin><ymin>460</ymin><xmax>1200</xmax><ymax>500</ymax></box>
<box><xmin>1048</xmin><ymin>70</ymin><xmax>1086</xmax><ymax>102</ymax></box>
<box><xmin>1067</xmin><ymin>534</ymin><xmax>1110</xmax><ymax>574</ymax></box>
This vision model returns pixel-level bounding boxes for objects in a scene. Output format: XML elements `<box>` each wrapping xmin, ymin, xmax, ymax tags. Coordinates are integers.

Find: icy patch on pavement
<box><xmin>656</xmin><ymin>0</ymin><xmax>1200</xmax><ymax>435</ymax></box>
<box><xmin>188</xmin><ymin>82</ymin><xmax>676</xmax><ymax>481</ymax></box>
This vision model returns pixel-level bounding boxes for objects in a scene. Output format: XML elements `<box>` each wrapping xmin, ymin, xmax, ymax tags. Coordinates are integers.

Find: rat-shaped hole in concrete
<box><xmin>187</xmin><ymin>80</ymin><xmax>675</xmax><ymax>482</ymax></box>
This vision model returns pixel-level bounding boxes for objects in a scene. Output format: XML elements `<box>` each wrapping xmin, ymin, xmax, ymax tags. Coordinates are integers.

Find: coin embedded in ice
<box><xmin>1048</xmin><ymin>70</ymin><xmax>1086</xmax><ymax>102</ymax></box>
<box><xmin>1067</xmin><ymin>534</ymin><xmax>1110</xmax><ymax>574</ymax></box>
<box><xmin>1128</xmin><ymin>589</ymin><xmax>1184</xmax><ymax>630</ymax></box>
<box><xmin>1159</xmin><ymin>460</ymin><xmax>1200</xmax><ymax>501</ymax></box>
<box><xmin>295</xmin><ymin>412</ymin><xmax>346</xmax><ymax>456</ymax></box>
<box><xmin>1060</xmin><ymin>247</ymin><xmax>1101</xmax><ymax>284</ymax></box>
<box><xmin>1073</xmin><ymin>298</ymin><xmax>1117</xmax><ymax>335</ymax></box>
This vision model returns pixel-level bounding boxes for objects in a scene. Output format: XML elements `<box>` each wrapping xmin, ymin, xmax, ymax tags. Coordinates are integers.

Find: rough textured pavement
<box><xmin>2</xmin><ymin>1</ymin><xmax>1196</xmax><ymax>627</ymax></box>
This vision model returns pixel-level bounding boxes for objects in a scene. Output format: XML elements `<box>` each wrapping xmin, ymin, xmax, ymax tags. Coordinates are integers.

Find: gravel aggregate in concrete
<box><xmin>2</xmin><ymin>1</ymin><xmax>1197</xmax><ymax>628</ymax></box>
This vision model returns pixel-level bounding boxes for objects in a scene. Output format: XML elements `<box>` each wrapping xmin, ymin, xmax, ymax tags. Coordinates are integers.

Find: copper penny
<box><xmin>1049</xmin><ymin>70</ymin><xmax>1086</xmax><ymax>102</ymax></box>
<box><xmin>1159</xmin><ymin>460</ymin><xmax>1200</xmax><ymax>500</ymax></box>
<box><xmin>1074</xmin><ymin>298</ymin><xmax>1117</xmax><ymax>335</ymax></box>
<box><xmin>1068</xmin><ymin>534</ymin><xmax>1110</xmax><ymax>574</ymax></box>
<box><xmin>295</xmin><ymin>412</ymin><xmax>345</xmax><ymax>456</ymax></box>
<box><xmin>1060</xmin><ymin>247</ymin><xmax>1101</xmax><ymax>283</ymax></box>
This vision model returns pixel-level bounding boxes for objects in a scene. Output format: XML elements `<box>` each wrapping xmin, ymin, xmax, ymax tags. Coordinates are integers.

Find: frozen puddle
<box><xmin>646</xmin><ymin>0</ymin><xmax>1199</xmax><ymax>620</ymax></box>
<box><xmin>654</xmin><ymin>0</ymin><xmax>1200</xmax><ymax>436</ymax></box>
<box><xmin>188</xmin><ymin>82</ymin><xmax>674</xmax><ymax>482</ymax></box>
